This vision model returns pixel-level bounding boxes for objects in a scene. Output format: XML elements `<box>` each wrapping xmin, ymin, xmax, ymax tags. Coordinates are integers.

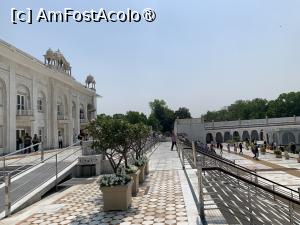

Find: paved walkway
<box><xmin>0</xmin><ymin>142</ymin><xmax>201</xmax><ymax>225</ymax></box>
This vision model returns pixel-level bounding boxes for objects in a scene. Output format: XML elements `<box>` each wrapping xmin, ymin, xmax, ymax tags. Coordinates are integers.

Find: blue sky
<box><xmin>1</xmin><ymin>0</ymin><xmax>300</xmax><ymax>117</ymax></box>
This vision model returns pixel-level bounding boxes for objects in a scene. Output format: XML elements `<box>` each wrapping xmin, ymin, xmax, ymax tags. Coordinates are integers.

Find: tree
<box><xmin>125</xmin><ymin>111</ymin><xmax>148</xmax><ymax>125</ymax></box>
<box><xmin>202</xmin><ymin>91</ymin><xmax>300</xmax><ymax>122</ymax></box>
<box><xmin>113</xmin><ymin>113</ymin><xmax>125</xmax><ymax>120</ymax></box>
<box><xmin>131</xmin><ymin>123</ymin><xmax>150</xmax><ymax>159</ymax></box>
<box><xmin>88</xmin><ymin>116</ymin><xmax>135</xmax><ymax>173</ymax></box>
<box><xmin>147</xmin><ymin>114</ymin><xmax>161</xmax><ymax>131</ymax></box>
<box><xmin>149</xmin><ymin>99</ymin><xmax>175</xmax><ymax>133</ymax></box>
<box><xmin>174</xmin><ymin>107</ymin><xmax>192</xmax><ymax>119</ymax></box>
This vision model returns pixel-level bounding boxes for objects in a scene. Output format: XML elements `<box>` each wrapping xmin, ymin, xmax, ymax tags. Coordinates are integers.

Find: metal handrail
<box><xmin>178</xmin><ymin>140</ymin><xmax>300</xmax><ymax>224</ymax></box>
<box><xmin>182</xmin><ymin>138</ymin><xmax>299</xmax><ymax>195</ymax></box>
<box><xmin>1</xmin><ymin>143</ymin><xmax>41</xmax><ymax>158</ymax></box>
<box><xmin>196</xmin><ymin>144</ymin><xmax>300</xmax><ymax>196</ymax></box>
<box><xmin>179</xmin><ymin>138</ymin><xmax>300</xmax><ymax>201</ymax></box>
<box><xmin>8</xmin><ymin>141</ymin><xmax>81</xmax><ymax>179</ymax></box>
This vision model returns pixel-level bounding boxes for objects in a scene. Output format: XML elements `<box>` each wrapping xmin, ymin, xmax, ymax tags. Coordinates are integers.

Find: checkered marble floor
<box><xmin>16</xmin><ymin>170</ymin><xmax>189</xmax><ymax>225</ymax></box>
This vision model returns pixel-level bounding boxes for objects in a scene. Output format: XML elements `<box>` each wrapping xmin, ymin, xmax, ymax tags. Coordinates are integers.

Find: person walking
<box><xmin>58</xmin><ymin>132</ymin><xmax>63</xmax><ymax>149</ymax></box>
<box><xmin>252</xmin><ymin>144</ymin><xmax>259</xmax><ymax>160</ymax></box>
<box><xmin>16</xmin><ymin>136</ymin><xmax>22</xmax><ymax>150</ymax></box>
<box><xmin>227</xmin><ymin>143</ymin><xmax>230</xmax><ymax>153</ymax></box>
<box><xmin>24</xmin><ymin>133</ymin><xmax>32</xmax><ymax>154</ymax></box>
<box><xmin>239</xmin><ymin>142</ymin><xmax>243</xmax><ymax>154</ymax></box>
<box><xmin>233</xmin><ymin>143</ymin><xmax>237</xmax><ymax>153</ymax></box>
<box><xmin>171</xmin><ymin>131</ymin><xmax>177</xmax><ymax>151</ymax></box>
<box><xmin>32</xmin><ymin>134</ymin><xmax>39</xmax><ymax>152</ymax></box>
<box><xmin>220</xmin><ymin>143</ymin><xmax>223</xmax><ymax>154</ymax></box>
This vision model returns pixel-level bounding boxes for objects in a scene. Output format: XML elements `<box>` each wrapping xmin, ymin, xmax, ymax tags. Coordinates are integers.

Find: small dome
<box><xmin>87</xmin><ymin>74</ymin><xmax>94</xmax><ymax>80</ymax></box>
<box><xmin>46</xmin><ymin>48</ymin><xmax>53</xmax><ymax>54</ymax></box>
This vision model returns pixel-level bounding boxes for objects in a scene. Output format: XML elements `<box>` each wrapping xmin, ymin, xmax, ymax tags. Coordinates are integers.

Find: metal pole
<box><xmin>254</xmin><ymin>169</ymin><xmax>258</xmax><ymax>195</ymax></box>
<box><xmin>192</xmin><ymin>141</ymin><xmax>196</xmax><ymax>167</ymax></box>
<box><xmin>247</xmin><ymin>183</ymin><xmax>253</xmax><ymax>225</ymax></box>
<box><xmin>236</xmin><ymin>168</ymin><xmax>240</xmax><ymax>186</ymax></box>
<box><xmin>55</xmin><ymin>154</ymin><xmax>58</xmax><ymax>192</ymax></box>
<box><xmin>289</xmin><ymin>202</ymin><xmax>294</xmax><ymax>224</ymax></box>
<box><xmin>4</xmin><ymin>173</ymin><xmax>11</xmax><ymax>217</ymax></box>
<box><xmin>3</xmin><ymin>157</ymin><xmax>5</xmax><ymax>177</ymax></box>
<box><xmin>182</xmin><ymin>149</ymin><xmax>185</xmax><ymax>169</ymax></box>
<box><xmin>197</xmin><ymin>156</ymin><xmax>205</xmax><ymax>219</ymax></box>
<box><xmin>41</xmin><ymin>144</ymin><xmax>44</xmax><ymax>162</ymax></box>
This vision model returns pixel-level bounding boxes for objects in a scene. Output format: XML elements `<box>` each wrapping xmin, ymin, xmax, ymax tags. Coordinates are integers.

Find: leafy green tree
<box><xmin>174</xmin><ymin>107</ymin><xmax>192</xmax><ymax>119</ymax></box>
<box><xmin>125</xmin><ymin>111</ymin><xmax>148</xmax><ymax>125</ymax></box>
<box><xmin>112</xmin><ymin>113</ymin><xmax>125</xmax><ymax>120</ymax></box>
<box><xmin>147</xmin><ymin>114</ymin><xmax>161</xmax><ymax>131</ymax></box>
<box><xmin>131</xmin><ymin>123</ymin><xmax>150</xmax><ymax>159</ymax></box>
<box><xmin>149</xmin><ymin>99</ymin><xmax>175</xmax><ymax>133</ymax></box>
<box><xmin>203</xmin><ymin>91</ymin><xmax>300</xmax><ymax>122</ymax></box>
<box><xmin>88</xmin><ymin>116</ymin><xmax>135</xmax><ymax>172</ymax></box>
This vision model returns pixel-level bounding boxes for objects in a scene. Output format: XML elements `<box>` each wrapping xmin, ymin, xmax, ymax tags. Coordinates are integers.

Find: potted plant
<box><xmin>88</xmin><ymin>116</ymin><xmax>135</xmax><ymax>211</ymax></box>
<box><xmin>125</xmin><ymin>165</ymin><xmax>140</xmax><ymax>196</ymax></box>
<box><xmin>260</xmin><ymin>146</ymin><xmax>266</xmax><ymax>155</ymax></box>
<box><xmin>284</xmin><ymin>151</ymin><xmax>290</xmax><ymax>160</ymax></box>
<box><xmin>131</xmin><ymin>123</ymin><xmax>150</xmax><ymax>180</ymax></box>
<box><xmin>134</xmin><ymin>155</ymin><xmax>148</xmax><ymax>183</ymax></box>
<box><xmin>274</xmin><ymin>149</ymin><xmax>282</xmax><ymax>158</ymax></box>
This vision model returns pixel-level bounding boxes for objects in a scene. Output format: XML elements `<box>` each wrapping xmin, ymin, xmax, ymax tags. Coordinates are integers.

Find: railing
<box><xmin>177</xmin><ymin>137</ymin><xmax>300</xmax><ymax>224</ymax></box>
<box><xmin>1</xmin><ymin>141</ymin><xmax>82</xmax><ymax>217</ymax></box>
<box><xmin>0</xmin><ymin>143</ymin><xmax>42</xmax><ymax>181</ymax></box>
<box><xmin>16</xmin><ymin>109</ymin><xmax>33</xmax><ymax>116</ymax></box>
<box><xmin>57</xmin><ymin>114</ymin><xmax>67</xmax><ymax>120</ymax></box>
<box><xmin>80</xmin><ymin>118</ymin><xmax>88</xmax><ymax>123</ymax></box>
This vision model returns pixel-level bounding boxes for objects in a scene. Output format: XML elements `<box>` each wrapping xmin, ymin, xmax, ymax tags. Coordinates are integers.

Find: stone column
<box><xmin>93</xmin><ymin>96</ymin><xmax>97</xmax><ymax>118</ymax></box>
<box><xmin>8</xmin><ymin>65</ymin><xmax>16</xmax><ymax>153</ymax></box>
<box><xmin>67</xmin><ymin>90</ymin><xmax>72</xmax><ymax>146</ymax></box>
<box><xmin>32</xmin><ymin>76</ymin><xmax>38</xmax><ymax>136</ymax></box>
<box><xmin>75</xmin><ymin>95</ymin><xmax>80</xmax><ymax>137</ymax></box>
<box><xmin>50</xmin><ymin>79</ymin><xmax>58</xmax><ymax>149</ymax></box>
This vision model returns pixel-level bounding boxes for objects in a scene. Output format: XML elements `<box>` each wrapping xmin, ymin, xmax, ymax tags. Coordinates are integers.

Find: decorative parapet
<box><xmin>44</xmin><ymin>48</ymin><xmax>72</xmax><ymax>76</ymax></box>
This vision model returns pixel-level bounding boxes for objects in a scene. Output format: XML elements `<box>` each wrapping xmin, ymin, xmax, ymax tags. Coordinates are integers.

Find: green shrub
<box><xmin>125</xmin><ymin>165</ymin><xmax>138</xmax><ymax>174</ymax></box>
<box><xmin>274</xmin><ymin>149</ymin><xmax>282</xmax><ymax>155</ymax></box>
<box><xmin>99</xmin><ymin>174</ymin><xmax>131</xmax><ymax>187</ymax></box>
<box><xmin>134</xmin><ymin>155</ymin><xmax>148</xmax><ymax>167</ymax></box>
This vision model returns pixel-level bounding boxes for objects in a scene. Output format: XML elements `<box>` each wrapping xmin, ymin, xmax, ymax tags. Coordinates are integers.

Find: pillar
<box><xmin>8</xmin><ymin>64</ymin><xmax>16</xmax><ymax>153</ymax></box>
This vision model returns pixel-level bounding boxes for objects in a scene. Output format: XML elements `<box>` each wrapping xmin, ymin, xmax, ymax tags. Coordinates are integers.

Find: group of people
<box><xmin>15</xmin><ymin>130</ymin><xmax>90</xmax><ymax>155</ymax></box>
<box><xmin>216</xmin><ymin>142</ymin><xmax>244</xmax><ymax>155</ymax></box>
<box><xmin>16</xmin><ymin>133</ymin><xmax>40</xmax><ymax>153</ymax></box>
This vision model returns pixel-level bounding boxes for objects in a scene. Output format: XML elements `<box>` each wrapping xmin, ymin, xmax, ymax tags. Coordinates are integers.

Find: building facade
<box><xmin>0</xmin><ymin>40</ymin><xmax>98</xmax><ymax>154</ymax></box>
<box><xmin>175</xmin><ymin>117</ymin><xmax>300</xmax><ymax>146</ymax></box>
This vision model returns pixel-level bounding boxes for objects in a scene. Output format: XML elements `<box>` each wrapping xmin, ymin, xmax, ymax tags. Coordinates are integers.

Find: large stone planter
<box><xmin>260</xmin><ymin>150</ymin><xmax>266</xmax><ymax>155</ymax></box>
<box><xmin>145</xmin><ymin>161</ymin><xmax>149</xmax><ymax>175</ymax></box>
<box><xmin>139</xmin><ymin>165</ymin><xmax>146</xmax><ymax>183</ymax></box>
<box><xmin>297</xmin><ymin>158</ymin><xmax>300</xmax><ymax>163</ymax></box>
<box><xmin>129</xmin><ymin>170</ymin><xmax>140</xmax><ymax>196</ymax></box>
<box><xmin>100</xmin><ymin>180</ymin><xmax>133</xmax><ymax>211</ymax></box>
<box><xmin>275</xmin><ymin>154</ymin><xmax>282</xmax><ymax>158</ymax></box>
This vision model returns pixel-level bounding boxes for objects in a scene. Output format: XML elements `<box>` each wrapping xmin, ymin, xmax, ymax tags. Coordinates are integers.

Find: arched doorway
<box><xmin>216</xmin><ymin>132</ymin><xmax>223</xmax><ymax>143</ymax></box>
<box><xmin>272</xmin><ymin>133</ymin><xmax>278</xmax><ymax>144</ymax></box>
<box><xmin>251</xmin><ymin>130</ymin><xmax>259</xmax><ymax>142</ymax></box>
<box><xmin>224</xmin><ymin>132</ymin><xmax>232</xmax><ymax>142</ymax></box>
<box><xmin>242</xmin><ymin>131</ymin><xmax>250</xmax><ymax>141</ymax></box>
<box><xmin>206</xmin><ymin>133</ymin><xmax>213</xmax><ymax>143</ymax></box>
<box><xmin>282</xmin><ymin>132</ymin><xmax>295</xmax><ymax>145</ymax></box>
<box><xmin>260</xmin><ymin>130</ymin><xmax>264</xmax><ymax>141</ymax></box>
<box><xmin>233</xmin><ymin>131</ymin><xmax>240</xmax><ymax>142</ymax></box>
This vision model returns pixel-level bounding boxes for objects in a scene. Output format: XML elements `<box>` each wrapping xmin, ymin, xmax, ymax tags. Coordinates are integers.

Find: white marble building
<box><xmin>0</xmin><ymin>40</ymin><xmax>98</xmax><ymax>154</ymax></box>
